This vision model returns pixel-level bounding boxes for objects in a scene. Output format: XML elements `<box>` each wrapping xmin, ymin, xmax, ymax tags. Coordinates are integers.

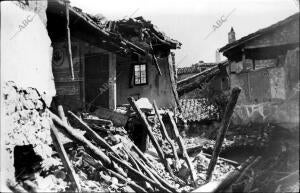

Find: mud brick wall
<box><xmin>1</xmin><ymin>82</ymin><xmax>57</xmax><ymax>190</ymax></box>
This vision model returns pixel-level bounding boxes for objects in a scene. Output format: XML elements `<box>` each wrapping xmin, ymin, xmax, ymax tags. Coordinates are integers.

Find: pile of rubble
<box><xmin>3</xmin><ymin>83</ymin><xmax>238</xmax><ymax>193</ymax></box>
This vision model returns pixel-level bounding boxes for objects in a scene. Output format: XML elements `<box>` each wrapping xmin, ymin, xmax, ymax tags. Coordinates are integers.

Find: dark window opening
<box><xmin>134</xmin><ymin>64</ymin><xmax>147</xmax><ymax>85</ymax></box>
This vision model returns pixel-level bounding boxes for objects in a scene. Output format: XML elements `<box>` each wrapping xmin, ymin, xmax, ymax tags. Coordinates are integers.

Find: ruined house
<box><xmin>175</xmin><ymin>61</ymin><xmax>230</xmax><ymax>136</ymax></box>
<box><xmin>219</xmin><ymin>13</ymin><xmax>299</xmax><ymax>128</ymax></box>
<box><xmin>47</xmin><ymin>0</ymin><xmax>181</xmax><ymax>112</ymax></box>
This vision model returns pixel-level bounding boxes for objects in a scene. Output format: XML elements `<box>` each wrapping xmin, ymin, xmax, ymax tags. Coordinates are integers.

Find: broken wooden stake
<box><xmin>235</xmin><ymin>156</ymin><xmax>262</xmax><ymax>183</ymax></box>
<box><xmin>206</xmin><ymin>87</ymin><xmax>241</xmax><ymax>182</ymax></box>
<box><xmin>57</xmin><ymin>105</ymin><xmax>68</xmax><ymax>125</ymax></box>
<box><xmin>153</xmin><ymin>100</ymin><xmax>180</xmax><ymax>171</ymax></box>
<box><xmin>127</xmin><ymin>97</ymin><xmax>174</xmax><ymax>178</ymax></box>
<box><xmin>50</xmin><ymin>122</ymin><xmax>81</xmax><ymax>192</ymax></box>
<box><xmin>109</xmin><ymin>154</ymin><xmax>172</xmax><ymax>193</ymax></box>
<box><xmin>48</xmin><ymin>110</ymin><xmax>112</xmax><ymax>166</ymax></box>
<box><xmin>192</xmin><ymin>156</ymin><xmax>254</xmax><ymax>193</ymax></box>
<box><xmin>167</xmin><ymin>111</ymin><xmax>197</xmax><ymax>186</ymax></box>
<box><xmin>68</xmin><ymin>111</ymin><xmax>121</xmax><ymax>159</ymax></box>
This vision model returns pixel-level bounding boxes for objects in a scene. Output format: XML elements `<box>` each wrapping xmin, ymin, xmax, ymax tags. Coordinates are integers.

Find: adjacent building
<box><xmin>220</xmin><ymin>13</ymin><xmax>299</xmax><ymax>128</ymax></box>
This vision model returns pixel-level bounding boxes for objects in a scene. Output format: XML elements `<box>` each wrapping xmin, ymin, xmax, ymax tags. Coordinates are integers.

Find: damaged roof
<box><xmin>219</xmin><ymin>12</ymin><xmax>300</xmax><ymax>53</ymax></box>
<box><xmin>114</xmin><ymin>16</ymin><xmax>182</xmax><ymax>50</ymax></box>
<box><xmin>48</xmin><ymin>0</ymin><xmax>180</xmax><ymax>56</ymax></box>
<box><xmin>177</xmin><ymin>62</ymin><xmax>219</xmax><ymax>75</ymax></box>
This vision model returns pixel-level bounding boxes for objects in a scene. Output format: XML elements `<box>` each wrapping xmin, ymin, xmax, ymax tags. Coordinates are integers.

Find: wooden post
<box><xmin>167</xmin><ymin>112</ymin><xmax>197</xmax><ymax>185</ymax></box>
<box><xmin>193</xmin><ymin>156</ymin><xmax>254</xmax><ymax>193</ymax></box>
<box><xmin>48</xmin><ymin>110</ymin><xmax>112</xmax><ymax>166</ymax></box>
<box><xmin>127</xmin><ymin>97</ymin><xmax>174</xmax><ymax>177</ymax></box>
<box><xmin>50</xmin><ymin>123</ymin><xmax>81</xmax><ymax>192</ymax></box>
<box><xmin>68</xmin><ymin>111</ymin><xmax>121</xmax><ymax>159</ymax></box>
<box><xmin>65</xmin><ymin>0</ymin><xmax>75</xmax><ymax>80</ymax></box>
<box><xmin>149</xmin><ymin>42</ymin><xmax>162</xmax><ymax>76</ymax></box>
<box><xmin>168</xmin><ymin>54</ymin><xmax>181</xmax><ymax>111</ymax></box>
<box><xmin>108</xmin><ymin>53</ymin><xmax>117</xmax><ymax>110</ymax></box>
<box><xmin>57</xmin><ymin>105</ymin><xmax>68</xmax><ymax>124</ymax></box>
<box><xmin>206</xmin><ymin>87</ymin><xmax>241</xmax><ymax>182</ymax></box>
<box><xmin>153</xmin><ymin>100</ymin><xmax>180</xmax><ymax>171</ymax></box>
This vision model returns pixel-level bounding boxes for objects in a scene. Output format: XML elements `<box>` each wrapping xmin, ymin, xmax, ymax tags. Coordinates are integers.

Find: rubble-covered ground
<box><xmin>3</xmin><ymin>81</ymin><xmax>297</xmax><ymax>193</ymax></box>
<box><xmin>2</xmin><ymin>82</ymin><xmax>236</xmax><ymax>193</ymax></box>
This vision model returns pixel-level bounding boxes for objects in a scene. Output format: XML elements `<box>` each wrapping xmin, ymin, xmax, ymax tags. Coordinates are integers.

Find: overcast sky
<box><xmin>70</xmin><ymin>0</ymin><xmax>299</xmax><ymax>67</ymax></box>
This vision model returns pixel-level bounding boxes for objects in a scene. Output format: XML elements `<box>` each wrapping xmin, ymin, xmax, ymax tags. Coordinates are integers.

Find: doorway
<box><xmin>85</xmin><ymin>53</ymin><xmax>109</xmax><ymax>111</ymax></box>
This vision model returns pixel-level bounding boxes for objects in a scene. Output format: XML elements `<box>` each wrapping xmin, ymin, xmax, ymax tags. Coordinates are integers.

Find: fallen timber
<box><xmin>177</xmin><ymin>61</ymin><xmax>228</xmax><ymax>96</ymax></box>
<box><xmin>192</xmin><ymin>156</ymin><xmax>256</xmax><ymax>193</ymax></box>
<box><xmin>206</xmin><ymin>87</ymin><xmax>241</xmax><ymax>181</ymax></box>
<box><xmin>128</xmin><ymin>97</ymin><xmax>175</xmax><ymax>179</ymax></box>
<box><xmin>18</xmin><ymin>102</ymin><xmax>237</xmax><ymax>193</ymax></box>
<box><xmin>153</xmin><ymin>100</ymin><xmax>180</xmax><ymax>171</ymax></box>
<box><xmin>47</xmin><ymin>108</ymin><xmax>180</xmax><ymax>192</ymax></box>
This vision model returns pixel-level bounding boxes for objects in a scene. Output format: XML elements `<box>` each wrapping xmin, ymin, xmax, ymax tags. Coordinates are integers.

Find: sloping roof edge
<box><xmin>49</xmin><ymin>0</ymin><xmax>146</xmax><ymax>55</ymax></box>
<box><xmin>219</xmin><ymin>12</ymin><xmax>300</xmax><ymax>53</ymax></box>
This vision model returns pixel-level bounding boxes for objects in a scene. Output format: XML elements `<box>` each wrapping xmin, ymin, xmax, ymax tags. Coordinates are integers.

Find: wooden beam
<box><xmin>150</xmin><ymin>42</ymin><xmax>162</xmax><ymax>76</ymax></box>
<box><xmin>153</xmin><ymin>101</ymin><xmax>180</xmax><ymax>171</ymax></box>
<box><xmin>166</xmin><ymin>112</ymin><xmax>197</xmax><ymax>186</ymax></box>
<box><xmin>65</xmin><ymin>0</ymin><xmax>75</xmax><ymax>80</ymax></box>
<box><xmin>68</xmin><ymin>111</ymin><xmax>121</xmax><ymax>159</ymax></box>
<box><xmin>206</xmin><ymin>87</ymin><xmax>241</xmax><ymax>182</ymax></box>
<box><xmin>177</xmin><ymin>62</ymin><xmax>228</xmax><ymax>96</ymax></box>
<box><xmin>167</xmin><ymin>55</ymin><xmax>181</xmax><ymax>110</ymax></box>
<box><xmin>110</xmin><ymin>154</ymin><xmax>172</xmax><ymax>193</ymax></box>
<box><xmin>50</xmin><ymin>123</ymin><xmax>81</xmax><ymax>192</ymax></box>
<box><xmin>48</xmin><ymin>110</ymin><xmax>112</xmax><ymax>166</ymax></box>
<box><xmin>192</xmin><ymin>156</ymin><xmax>255</xmax><ymax>193</ymax></box>
<box><xmin>127</xmin><ymin>97</ymin><xmax>174</xmax><ymax>178</ymax></box>
<box><xmin>108</xmin><ymin>53</ymin><xmax>117</xmax><ymax>110</ymax></box>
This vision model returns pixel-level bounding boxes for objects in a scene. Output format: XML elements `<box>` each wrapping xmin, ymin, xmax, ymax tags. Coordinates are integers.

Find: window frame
<box><xmin>133</xmin><ymin>63</ymin><xmax>148</xmax><ymax>86</ymax></box>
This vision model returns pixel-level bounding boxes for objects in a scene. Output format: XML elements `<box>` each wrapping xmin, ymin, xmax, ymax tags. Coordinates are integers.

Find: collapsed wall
<box><xmin>2</xmin><ymin>82</ymin><xmax>62</xmax><ymax>191</ymax></box>
<box><xmin>1</xmin><ymin>1</ymin><xmax>56</xmax><ymax>191</ymax></box>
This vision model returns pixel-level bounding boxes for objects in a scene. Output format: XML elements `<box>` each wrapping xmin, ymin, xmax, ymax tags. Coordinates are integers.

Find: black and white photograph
<box><xmin>0</xmin><ymin>0</ymin><xmax>299</xmax><ymax>192</ymax></box>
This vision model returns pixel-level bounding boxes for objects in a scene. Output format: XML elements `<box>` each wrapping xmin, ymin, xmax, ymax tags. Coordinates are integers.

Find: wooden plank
<box><xmin>68</xmin><ymin>111</ymin><xmax>121</xmax><ymax>159</ymax></box>
<box><xmin>167</xmin><ymin>112</ymin><xmax>197</xmax><ymax>186</ymax></box>
<box><xmin>108</xmin><ymin>53</ymin><xmax>117</xmax><ymax>110</ymax></box>
<box><xmin>110</xmin><ymin>154</ymin><xmax>172</xmax><ymax>193</ymax></box>
<box><xmin>206</xmin><ymin>87</ymin><xmax>241</xmax><ymax>182</ymax></box>
<box><xmin>50</xmin><ymin>123</ymin><xmax>81</xmax><ymax>192</ymax></box>
<box><xmin>65</xmin><ymin>0</ymin><xmax>75</xmax><ymax>80</ymax></box>
<box><xmin>192</xmin><ymin>156</ymin><xmax>255</xmax><ymax>193</ymax></box>
<box><xmin>48</xmin><ymin>110</ymin><xmax>112</xmax><ymax>166</ymax></box>
<box><xmin>153</xmin><ymin>100</ymin><xmax>180</xmax><ymax>171</ymax></box>
<box><xmin>167</xmin><ymin>55</ymin><xmax>181</xmax><ymax>110</ymax></box>
<box><xmin>127</xmin><ymin>97</ymin><xmax>174</xmax><ymax>178</ymax></box>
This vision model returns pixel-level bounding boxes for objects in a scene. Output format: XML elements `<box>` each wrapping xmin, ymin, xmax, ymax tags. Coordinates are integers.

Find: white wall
<box><xmin>1</xmin><ymin>1</ymin><xmax>56</xmax><ymax>106</ymax></box>
<box><xmin>1</xmin><ymin>2</ymin><xmax>56</xmax><ymax>191</ymax></box>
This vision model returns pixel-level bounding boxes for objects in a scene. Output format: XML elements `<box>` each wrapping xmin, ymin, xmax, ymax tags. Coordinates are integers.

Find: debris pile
<box><xmin>3</xmin><ymin>83</ymin><xmax>237</xmax><ymax>192</ymax></box>
<box><xmin>227</xmin><ymin>123</ymin><xmax>272</xmax><ymax>149</ymax></box>
<box><xmin>230</xmin><ymin>141</ymin><xmax>299</xmax><ymax>192</ymax></box>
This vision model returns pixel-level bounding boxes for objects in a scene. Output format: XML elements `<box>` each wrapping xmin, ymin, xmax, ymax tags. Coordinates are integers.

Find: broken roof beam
<box><xmin>177</xmin><ymin>62</ymin><xmax>228</xmax><ymax>96</ymax></box>
<box><xmin>50</xmin><ymin>0</ymin><xmax>146</xmax><ymax>56</ymax></box>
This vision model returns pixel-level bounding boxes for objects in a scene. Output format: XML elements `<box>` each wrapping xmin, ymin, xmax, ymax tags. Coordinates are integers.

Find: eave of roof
<box><xmin>177</xmin><ymin>63</ymin><xmax>219</xmax><ymax>75</ymax></box>
<box><xmin>48</xmin><ymin>0</ymin><xmax>146</xmax><ymax>55</ymax></box>
<box><xmin>219</xmin><ymin>12</ymin><xmax>300</xmax><ymax>53</ymax></box>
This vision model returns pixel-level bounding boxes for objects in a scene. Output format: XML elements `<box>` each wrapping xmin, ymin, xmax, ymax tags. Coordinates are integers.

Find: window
<box><xmin>134</xmin><ymin>64</ymin><xmax>147</xmax><ymax>85</ymax></box>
